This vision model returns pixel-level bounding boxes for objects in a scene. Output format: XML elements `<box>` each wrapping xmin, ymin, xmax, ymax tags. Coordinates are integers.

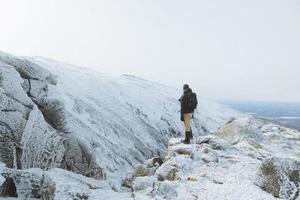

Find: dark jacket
<box><xmin>179</xmin><ymin>88</ymin><xmax>198</xmax><ymax>114</ymax></box>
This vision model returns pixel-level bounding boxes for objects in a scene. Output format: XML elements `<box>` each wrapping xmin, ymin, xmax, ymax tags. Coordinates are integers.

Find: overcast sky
<box><xmin>0</xmin><ymin>0</ymin><xmax>299</xmax><ymax>102</ymax></box>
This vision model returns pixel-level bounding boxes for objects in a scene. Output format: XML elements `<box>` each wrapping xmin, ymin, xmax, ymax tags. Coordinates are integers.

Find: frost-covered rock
<box><xmin>0</xmin><ymin>53</ymin><xmax>105</xmax><ymax>180</ymax></box>
<box><xmin>153</xmin><ymin>181</ymin><xmax>178</xmax><ymax>199</ymax></box>
<box><xmin>144</xmin><ymin>157</ymin><xmax>163</xmax><ymax>168</ymax></box>
<box><xmin>255</xmin><ymin>157</ymin><xmax>300</xmax><ymax>199</ymax></box>
<box><xmin>201</xmin><ymin>152</ymin><xmax>219</xmax><ymax>163</ymax></box>
<box><xmin>0</xmin><ymin>168</ymin><xmax>55</xmax><ymax>199</ymax></box>
<box><xmin>46</xmin><ymin>168</ymin><xmax>131</xmax><ymax>200</ymax></box>
<box><xmin>0</xmin><ymin>51</ymin><xmax>56</xmax><ymax>84</ymax></box>
<box><xmin>130</xmin><ymin>128</ymin><xmax>300</xmax><ymax>200</ymax></box>
<box><xmin>134</xmin><ymin>164</ymin><xmax>150</xmax><ymax>177</ymax></box>
<box><xmin>195</xmin><ymin>135</ymin><xmax>230</xmax><ymax>150</ymax></box>
<box><xmin>0</xmin><ymin>165</ymin><xmax>129</xmax><ymax>200</ymax></box>
<box><xmin>155</xmin><ymin>163</ymin><xmax>178</xmax><ymax>182</ymax></box>
<box><xmin>133</xmin><ymin>176</ymin><xmax>157</xmax><ymax>191</ymax></box>
<box><xmin>122</xmin><ymin>159</ymin><xmax>161</xmax><ymax>189</ymax></box>
<box><xmin>214</xmin><ymin>117</ymin><xmax>265</xmax><ymax>145</ymax></box>
<box><xmin>21</xmin><ymin>106</ymin><xmax>65</xmax><ymax>170</ymax></box>
<box><xmin>0</xmin><ymin>63</ymin><xmax>33</xmax><ymax>169</ymax></box>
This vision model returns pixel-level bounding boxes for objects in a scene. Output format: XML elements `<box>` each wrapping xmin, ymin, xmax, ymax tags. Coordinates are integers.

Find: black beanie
<box><xmin>183</xmin><ymin>84</ymin><xmax>189</xmax><ymax>90</ymax></box>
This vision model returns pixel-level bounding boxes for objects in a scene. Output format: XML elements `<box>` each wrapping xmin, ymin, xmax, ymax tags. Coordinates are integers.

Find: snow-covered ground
<box><xmin>1</xmin><ymin>51</ymin><xmax>300</xmax><ymax>199</ymax></box>
<box><xmin>29</xmin><ymin>56</ymin><xmax>242</xmax><ymax>180</ymax></box>
<box><xmin>129</xmin><ymin>119</ymin><xmax>300</xmax><ymax>200</ymax></box>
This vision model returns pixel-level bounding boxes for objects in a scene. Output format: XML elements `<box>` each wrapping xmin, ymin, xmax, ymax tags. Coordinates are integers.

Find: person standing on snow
<box><xmin>179</xmin><ymin>84</ymin><xmax>198</xmax><ymax>144</ymax></box>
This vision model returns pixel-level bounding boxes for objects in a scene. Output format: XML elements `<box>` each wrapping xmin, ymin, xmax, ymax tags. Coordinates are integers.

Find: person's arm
<box><xmin>180</xmin><ymin>95</ymin><xmax>185</xmax><ymax>121</ymax></box>
<box><xmin>194</xmin><ymin>93</ymin><xmax>198</xmax><ymax>109</ymax></box>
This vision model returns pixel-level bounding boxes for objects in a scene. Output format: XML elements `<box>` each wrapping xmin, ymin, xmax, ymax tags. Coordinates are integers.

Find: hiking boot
<box><xmin>182</xmin><ymin>131</ymin><xmax>190</xmax><ymax>144</ymax></box>
<box><xmin>189</xmin><ymin>131</ymin><xmax>193</xmax><ymax>140</ymax></box>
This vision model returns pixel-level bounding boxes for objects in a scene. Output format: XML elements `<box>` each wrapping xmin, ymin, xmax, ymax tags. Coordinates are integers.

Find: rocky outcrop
<box><xmin>214</xmin><ymin>117</ymin><xmax>265</xmax><ymax>145</ymax></box>
<box><xmin>0</xmin><ymin>166</ymin><xmax>122</xmax><ymax>200</ymax></box>
<box><xmin>122</xmin><ymin>157</ymin><xmax>163</xmax><ymax>189</ymax></box>
<box><xmin>21</xmin><ymin>106</ymin><xmax>65</xmax><ymax>170</ymax></box>
<box><xmin>256</xmin><ymin>157</ymin><xmax>300</xmax><ymax>200</ymax></box>
<box><xmin>0</xmin><ymin>61</ymin><xmax>33</xmax><ymax>169</ymax></box>
<box><xmin>61</xmin><ymin>136</ymin><xmax>104</xmax><ymax>179</ymax></box>
<box><xmin>155</xmin><ymin>160</ymin><xmax>178</xmax><ymax>181</ymax></box>
<box><xmin>0</xmin><ymin>168</ymin><xmax>55</xmax><ymax>199</ymax></box>
<box><xmin>0</xmin><ymin>52</ymin><xmax>104</xmax><ymax>180</ymax></box>
<box><xmin>123</xmin><ymin>137</ymin><xmax>226</xmax><ymax>199</ymax></box>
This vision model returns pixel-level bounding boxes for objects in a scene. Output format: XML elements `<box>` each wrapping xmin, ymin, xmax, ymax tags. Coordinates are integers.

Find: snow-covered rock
<box><xmin>0</xmin><ymin>165</ymin><xmax>130</xmax><ymax>200</ymax></box>
<box><xmin>21</xmin><ymin>105</ymin><xmax>65</xmax><ymax>170</ymax></box>
<box><xmin>133</xmin><ymin>176</ymin><xmax>157</xmax><ymax>191</ymax></box>
<box><xmin>256</xmin><ymin>157</ymin><xmax>300</xmax><ymax>199</ymax></box>
<box><xmin>129</xmin><ymin>119</ymin><xmax>300</xmax><ymax>200</ymax></box>
<box><xmin>214</xmin><ymin>117</ymin><xmax>265</xmax><ymax>145</ymax></box>
<box><xmin>0</xmin><ymin>167</ymin><xmax>55</xmax><ymax>199</ymax></box>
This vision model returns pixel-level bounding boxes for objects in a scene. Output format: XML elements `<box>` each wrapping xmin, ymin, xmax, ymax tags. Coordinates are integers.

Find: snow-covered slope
<box><xmin>0</xmin><ymin>51</ymin><xmax>243</xmax><ymax>199</ymax></box>
<box><xmin>2</xmin><ymin>51</ymin><xmax>300</xmax><ymax>200</ymax></box>
<box><xmin>28</xmin><ymin>56</ymin><xmax>241</xmax><ymax>179</ymax></box>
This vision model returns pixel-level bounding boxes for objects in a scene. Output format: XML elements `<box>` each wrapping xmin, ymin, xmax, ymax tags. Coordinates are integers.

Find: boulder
<box><xmin>153</xmin><ymin>181</ymin><xmax>178</xmax><ymax>199</ymax></box>
<box><xmin>214</xmin><ymin>117</ymin><xmax>264</xmax><ymax>145</ymax></box>
<box><xmin>201</xmin><ymin>153</ymin><xmax>219</xmax><ymax>163</ymax></box>
<box><xmin>133</xmin><ymin>164</ymin><xmax>150</xmax><ymax>177</ymax></box>
<box><xmin>132</xmin><ymin>176</ymin><xmax>157</xmax><ymax>191</ymax></box>
<box><xmin>121</xmin><ymin>173</ymin><xmax>135</xmax><ymax>189</ymax></box>
<box><xmin>195</xmin><ymin>135</ymin><xmax>229</xmax><ymax>150</ymax></box>
<box><xmin>144</xmin><ymin>157</ymin><xmax>163</xmax><ymax>168</ymax></box>
<box><xmin>155</xmin><ymin>161</ymin><xmax>178</xmax><ymax>181</ymax></box>
<box><xmin>0</xmin><ymin>168</ymin><xmax>55</xmax><ymax>199</ymax></box>
<box><xmin>255</xmin><ymin>157</ymin><xmax>300</xmax><ymax>200</ymax></box>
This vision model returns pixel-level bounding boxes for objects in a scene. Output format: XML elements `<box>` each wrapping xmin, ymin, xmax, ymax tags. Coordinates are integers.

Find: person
<box><xmin>179</xmin><ymin>84</ymin><xmax>198</xmax><ymax>144</ymax></box>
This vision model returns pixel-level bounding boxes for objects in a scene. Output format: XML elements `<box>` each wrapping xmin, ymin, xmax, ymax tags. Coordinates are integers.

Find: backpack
<box><xmin>187</xmin><ymin>92</ymin><xmax>198</xmax><ymax>110</ymax></box>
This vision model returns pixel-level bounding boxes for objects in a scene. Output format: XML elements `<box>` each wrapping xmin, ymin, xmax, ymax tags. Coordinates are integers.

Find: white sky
<box><xmin>0</xmin><ymin>0</ymin><xmax>299</xmax><ymax>102</ymax></box>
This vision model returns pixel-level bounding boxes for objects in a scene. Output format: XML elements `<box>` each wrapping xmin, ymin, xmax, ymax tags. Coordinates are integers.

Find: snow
<box><xmin>126</xmin><ymin>117</ymin><xmax>300</xmax><ymax>200</ymax></box>
<box><xmin>2</xmin><ymin>51</ymin><xmax>300</xmax><ymax>199</ymax></box>
<box><xmin>27</xmin><ymin>56</ymin><xmax>242</xmax><ymax>181</ymax></box>
<box><xmin>46</xmin><ymin>168</ymin><xmax>132</xmax><ymax>200</ymax></box>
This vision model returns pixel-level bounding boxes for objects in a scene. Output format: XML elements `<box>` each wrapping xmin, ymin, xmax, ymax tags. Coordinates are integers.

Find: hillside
<box><xmin>1</xmin><ymin>52</ymin><xmax>300</xmax><ymax>199</ymax></box>
<box><xmin>0</xmin><ymin>51</ymin><xmax>243</xmax><ymax>199</ymax></box>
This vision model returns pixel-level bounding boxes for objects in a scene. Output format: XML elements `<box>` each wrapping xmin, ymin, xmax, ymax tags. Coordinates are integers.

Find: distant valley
<box><xmin>219</xmin><ymin>100</ymin><xmax>300</xmax><ymax>130</ymax></box>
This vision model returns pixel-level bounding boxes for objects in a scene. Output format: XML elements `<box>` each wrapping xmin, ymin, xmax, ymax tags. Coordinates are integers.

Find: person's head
<box><xmin>183</xmin><ymin>84</ymin><xmax>190</xmax><ymax>92</ymax></box>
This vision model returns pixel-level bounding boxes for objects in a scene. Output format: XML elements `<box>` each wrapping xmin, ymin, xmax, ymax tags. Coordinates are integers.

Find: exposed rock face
<box><xmin>21</xmin><ymin>106</ymin><xmax>65</xmax><ymax>170</ymax></box>
<box><xmin>0</xmin><ymin>52</ymin><xmax>104</xmax><ymax>180</ymax></box>
<box><xmin>0</xmin><ymin>168</ymin><xmax>55</xmax><ymax>199</ymax></box>
<box><xmin>0</xmin><ymin>63</ymin><xmax>33</xmax><ymax>169</ymax></box>
<box><xmin>256</xmin><ymin>157</ymin><xmax>300</xmax><ymax>200</ymax></box>
<box><xmin>61</xmin><ymin>136</ymin><xmax>104</xmax><ymax>179</ymax></box>
<box><xmin>0</xmin><ymin>165</ymin><xmax>130</xmax><ymax>200</ymax></box>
